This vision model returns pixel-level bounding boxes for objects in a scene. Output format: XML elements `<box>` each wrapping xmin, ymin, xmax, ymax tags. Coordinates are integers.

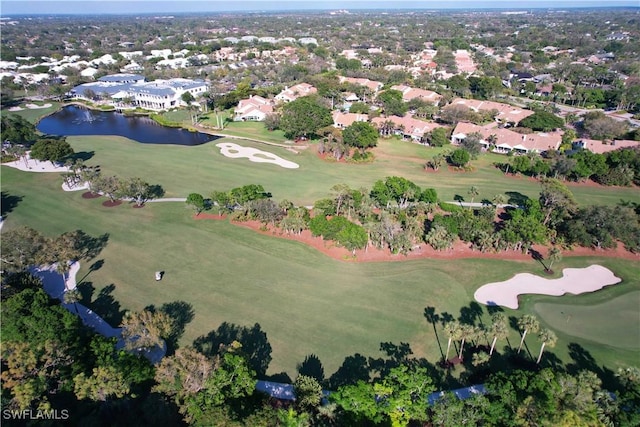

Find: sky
<box><xmin>1</xmin><ymin>0</ymin><xmax>638</xmax><ymax>15</ymax></box>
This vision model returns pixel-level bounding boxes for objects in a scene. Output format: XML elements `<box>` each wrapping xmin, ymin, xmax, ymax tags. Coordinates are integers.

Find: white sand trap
<box><xmin>2</xmin><ymin>153</ymin><xmax>70</xmax><ymax>173</ymax></box>
<box><xmin>474</xmin><ymin>265</ymin><xmax>621</xmax><ymax>309</ymax></box>
<box><xmin>216</xmin><ymin>142</ymin><xmax>299</xmax><ymax>169</ymax></box>
<box><xmin>25</xmin><ymin>103</ymin><xmax>52</xmax><ymax>109</ymax></box>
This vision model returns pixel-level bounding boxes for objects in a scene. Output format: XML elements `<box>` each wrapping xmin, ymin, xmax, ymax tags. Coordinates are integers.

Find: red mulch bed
<box><xmin>132</xmin><ymin>204</ymin><xmax>145</xmax><ymax>209</ymax></box>
<box><xmin>102</xmin><ymin>200</ymin><xmax>123</xmax><ymax>207</ymax></box>
<box><xmin>193</xmin><ymin>216</ymin><xmax>638</xmax><ymax>263</ymax></box>
<box><xmin>82</xmin><ymin>191</ymin><xmax>101</xmax><ymax>199</ymax></box>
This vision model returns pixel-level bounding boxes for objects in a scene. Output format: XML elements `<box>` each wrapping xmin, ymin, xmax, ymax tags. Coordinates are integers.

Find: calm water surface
<box><xmin>37</xmin><ymin>105</ymin><xmax>218</xmax><ymax>146</ymax></box>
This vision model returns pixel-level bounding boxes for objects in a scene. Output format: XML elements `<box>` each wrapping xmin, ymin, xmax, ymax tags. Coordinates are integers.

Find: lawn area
<box><xmin>2</xmin><ymin>165</ymin><xmax>639</xmax><ymax>380</ymax></box>
<box><xmin>50</xmin><ymin>134</ymin><xmax>640</xmax><ymax>207</ymax></box>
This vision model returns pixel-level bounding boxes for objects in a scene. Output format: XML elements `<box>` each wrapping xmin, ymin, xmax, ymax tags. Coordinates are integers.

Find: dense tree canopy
<box><xmin>279</xmin><ymin>96</ymin><xmax>333</xmax><ymax>139</ymax></box>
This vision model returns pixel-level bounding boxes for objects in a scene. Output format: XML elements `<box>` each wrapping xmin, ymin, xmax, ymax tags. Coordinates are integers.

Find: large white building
<box><xmin>69</xmin><ymin>74</ymin><xmax>208</xmax><ymax>111</ymax></box>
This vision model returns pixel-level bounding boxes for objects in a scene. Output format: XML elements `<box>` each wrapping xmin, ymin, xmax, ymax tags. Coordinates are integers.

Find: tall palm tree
<box><xmin>489</xmin><ymin>313</ymin><xmax>508</xmax><ymax>356</ymax></box>
<box><xmin>443</xmin><ymin>321</ymin><xmax>462</xmax><ymax>362</ymax></box>
<box><xmin>468</xmin><ymin>186</ymin><xmax>480</xmax><ymax>205</ymax></box>
<box><xmin>517</xmin><ymin>314</ymin><xmax>540</xmax><ymax>354</ymax></box>
<box><xmin>547</xmin><ymin>247</ymin><xmax>562</xmax><ymax>272</ymax></box>
<box><xmin>536</xmin><ymin>329</ymin><xmax>557</xmax><ymax>364</ymax></box>
<box><xmin>458</xmin><ymin>323</ymin><xmax>476</xmax><ymax>360</ymax></box>
<box><xmin>63</xmin><ymin>288</ymin><xmax>82</xmax><ymax>314</ymax></box>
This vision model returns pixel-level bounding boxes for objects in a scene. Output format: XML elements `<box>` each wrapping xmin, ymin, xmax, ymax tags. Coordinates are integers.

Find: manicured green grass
<box><xmin>2</xmin><ymin>112</ymin><xmax>639</xmax><ymax>380</ymax></box>
<box><xmin>4</xmin><ymin>102</ymin><xmax>61</xmax><ymax>123</ymax></box>
<box><xmin>2</xmin><ymin>166</ymin><xmax>639</xmax><ymax>378</ymax></box>
<box><xmin>58</xmin><ymin>135</ymin><xmax>640</xmax><ymax>208</ymax></box>
<box><xmin>534</xmin><ymin>292</ymin><xmax>640</xmax><ymax>350</ymax></box>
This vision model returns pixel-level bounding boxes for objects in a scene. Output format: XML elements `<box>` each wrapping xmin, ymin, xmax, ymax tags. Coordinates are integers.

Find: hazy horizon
<box><xmin>2</xmin><ymin>0</ymin><xmax>639</xmax><ymax>16</ymax></box>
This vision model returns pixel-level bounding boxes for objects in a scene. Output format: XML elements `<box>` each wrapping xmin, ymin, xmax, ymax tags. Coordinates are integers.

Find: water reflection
<box><xmin>37</xmin><ymin>105</ymin><xmax>217</xmax><ymax>146</ymax></box>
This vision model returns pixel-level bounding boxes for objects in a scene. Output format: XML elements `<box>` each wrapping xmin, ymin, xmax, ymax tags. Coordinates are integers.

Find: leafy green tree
<box><xmin>186</xmin><ymin>192</ymin><xmax>205</xmax><ymax>215</ymax></box>
<box><xmin>519</xmin><ymin>110</ymin><xmax>564</xmax><ymax>131</ymax></box>
<box><xmin>428</xmin><ymin>127</ymin><xmax>449</xmax><ymax>147</ymax></box>
<box><xmin>74</xmin><ymin>365</ymin><xmax>130</xmax><ymax>401</ymax></box>
<box><xmin>29</xmin><ymin>138</ymin><xmax>74</xmax><ymax>165</ymax></box>
<box><xmin>0</xmin><ymin>114</ymin><xmax>38</xmax><ymax>145</ymax></box>
<box><xmin>0</xmin><ymin>226</ymin><xmax>46</xmax><ymax>273</ymax></box>
<box><xmin>293</xmin><ymin>375</ymin><xmax>324</xmax><ymax>413</ymax></box>
<box><xmin>342</xmin><ymin>121</ymin><xmax>378</xmax><ymax>155</ymax></box>
<box><xmin>94</xmin><ymin>175</ymin><xmax>123</xmax><ymax>203</ymax></box>
<box><xmin>539</xmin><ymin>177</ymin><xmax>577</xmax><ymax>227</ymax></box>
<box><xmin>449</xmin><ymin>148</ymin><xmax>470</xmax><ymax>167</ymax></box>
<box><xmin>377</xmin><ymin>89</ymin><xmax>407</xmax><ymax>117</ymax></box>
<box><xmin>122</xmin><ymin>177</ymin><xmax>163</xmax><ymax>207</ymax></box>
<box><xmin>279</xmin><ymin>96</ymin><xmax>333</xmax><ymax>139</ymax></box>
<box><xmin>461</xmin><ymin>132</ymin><xmax>483</xmax><ymax>158</ymax></box>
<box><xmin>120</xmin><ymin>309</ymin><xmax>172</xmax><ymax>352</ymax></box>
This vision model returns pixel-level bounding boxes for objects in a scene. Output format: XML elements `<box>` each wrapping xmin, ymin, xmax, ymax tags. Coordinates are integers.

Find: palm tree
<box><xmin>468</xmin><ymin>186</ymin><xmax>479</xmax><ymax>205</ymax></box>
<box><xmin>472</xmin><ymin>351</ymin><xmax>490</xmax><ymax>367</ymax></box>
<box><xmin>443</xmin><ymin>321</ymin><xmax>462</xmax><ymax>362</ymax></box>
<box><xmin>491</xmin><ymin>193</ymin><xmax>507</xmax><ymax>210</ymax></box>
<box><xmin>488</xmin><ymin>313</ymin><xmax>508</xmax><ymax>356</ymax></box>
<box><xmin>63</xmin><ymin>288</ymin><xmax>82</xmax><ymax>314</ymax></box>
<box><xmin>517</xmin><ymin>314</ymin><xmax>540</xmax><ymax>354</ymax></box>
<box><xmin>536</xmin><ymin>328</ymin><xmax>557</xmax><ymax>364</ymax></box>
<box><xmin>547</xmin><ymin>247</ymin><xmax>562</xmax><ymax>272</ymax></box>
<box><xmin>458</xmin><ymin>323</ymin><xmax>476</xmax><ymax>360</ymax></box>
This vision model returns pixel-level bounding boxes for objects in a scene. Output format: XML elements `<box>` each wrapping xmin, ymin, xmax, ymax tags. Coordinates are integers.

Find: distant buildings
<box><xmin>69</xmin><ymin>73</ymin><xmax>208</xmax><ymax>111</ymax></box>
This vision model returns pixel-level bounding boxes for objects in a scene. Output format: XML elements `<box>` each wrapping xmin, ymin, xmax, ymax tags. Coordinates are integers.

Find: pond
<box><xmin>37</xmin><ymin>105</ymin><xmax>218</xmax><ymax>146</ymax></box>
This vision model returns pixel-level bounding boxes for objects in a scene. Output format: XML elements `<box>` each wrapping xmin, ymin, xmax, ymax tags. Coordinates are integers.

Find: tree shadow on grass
<box><xmin>159</xmin><ymin>301</ymin><xmax>195</xmax><ymax>356</ymax></box>
<box><xmin>69</xmin><ymin>150</ymin><xmax>95</xmax><ymax>162</ymax></box>
<box><xmin>505</xmin><ymin>191</ymin><xmax>530</xmax><ymax>207</ymax></box>
<box><xmin>1</xmin><ymin>191</ymin><xmax>23</xmax><ymax>217</ymax></box>
<box><xmin>74</xmin><ymin>231</ymin><xmax>110</xmax><ymax>261</ymax></box>
<box><xmin>193</xmin><ymin>321</ymin><xmax>272</xmax><ymax>377</ymax></box>
<box><xmin>566</xmin><ymin>342</ymin><xmax>618</xmax><ymax>390</ymax></box>
<box><xmin>297</xmin><ymin>354</ymin><xmax>325</xmax><ymax>384</ymax></box>
<box><xmin>91</xmin><ymin>283</ymin><xmax>125</xmax><ymax>326</ymax></box>
<box><xmin>327</xmin><ymin>353</ymin><xmax>371</xmax><ymax>390</ymax></box>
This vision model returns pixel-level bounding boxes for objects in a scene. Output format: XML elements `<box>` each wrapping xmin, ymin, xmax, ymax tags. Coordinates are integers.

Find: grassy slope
<box><xmin>61</xmin><ymin>135</ymin><xmax>640</xmax><ymax>206</ymax></box>
<box><xmin>2</xmin><ymin>166</ymin><xmax>638</xmax><ymax>378</ymax></box>
<box><xmin>2</xmin><ymin>110</ymin><xmax>639</xmax><ymax>378</ymax></box>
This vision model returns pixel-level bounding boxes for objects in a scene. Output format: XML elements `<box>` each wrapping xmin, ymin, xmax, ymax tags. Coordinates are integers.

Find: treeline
<box><xmin>193</xmin><ymin>175</ymin><xmax>640</xmax><ymax>256</ymax></box>
<box><xmin>501</xmin><ymin>145</ymin><xmax>640</xmax><ymax>187</ymax></box>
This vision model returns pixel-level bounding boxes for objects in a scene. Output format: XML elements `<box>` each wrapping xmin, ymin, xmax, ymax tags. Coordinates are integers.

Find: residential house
<box><xmin>451</xmin><ymin>122</ymin><xmax>561</xmax><ymax>154</ymax></box>
<box><xmin>274</xmin><ymin>83</ymin><xmax>317</xmax><ymax>103</ymax></box>
<box><xmin>449</xmin><ymin>98</ymin><xmax>534</xmax><ymax>124</ymax></box>
<box><xmin>234</xmin><ymin>95</ymin><xmax>274</xmax><ymax>121</ymax></box>
<box><xmin>391</xmin><ymin>84</ymin><xmax>442</xmax><ymax>105</ymax></box>
<box><xmin>338</xmin><ymin>76</ymin><xmax>384</xmax><ymax>97</ymax></box>
<box><xmin>574</xmin><ymin>139</ymin><xmax>639</xmax><ymax>155</ymax></box>
<box><xmin>372</xmin><ymin>114</ymin><xmax>441</xmax><ymax>143</ymax></box>
<box><xmin>332</xmin><ymin>111</ymin><xmax>368</xmax><ymax>129</ymax></box>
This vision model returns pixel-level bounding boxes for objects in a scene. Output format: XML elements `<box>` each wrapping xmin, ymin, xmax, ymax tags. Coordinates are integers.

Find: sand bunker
<box><xmin>2</xmin><ymin>155</ymin><xmax>69</xmax><ymax>173</ymax></box>
<box><xmin>474</xmin><ymin>265</ymin><xmax>621</xmax><ymax>309</ymax></box>
<box><xmin>216</xmin><ymin>142</ymin><xmax>299</xmax><ymax>169</ymax></box>
<box><xmin>8</xmin><ymin>103</ymin><xmax>52</xmax><ymax>111</ymax></box>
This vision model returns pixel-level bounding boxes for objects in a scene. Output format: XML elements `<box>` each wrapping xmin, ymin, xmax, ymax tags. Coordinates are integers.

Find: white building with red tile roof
<box><xmin>391</xmin><ymin>84</ymin><xmax>443</xmax><ymax>105</ymax></box>
<box><xmin>275</xmin><ymin>83</ymin><xmax>317</xmax><ymax>103</ymax></box>
<box><xmin>332</xmin><ymin>111</ymin><xmax>369</xmax><ymax>129</ymax></box>
<box><xmin>575</xmin><ymin>139</ymin><xmax>640</xmax><ymax>155</ymax></box>
<box><xmin>449</xmin><ymin>98</ymin><xmax>534</xmax><ymax>124</ymax></box>
<box><xmin>372</xmin><ymin>114</ymin><xmax>442</xmax><ymax>142</ymax></box>
<box><xmin>338</xmin><ymin>76</ymin><xmax>384</xmax><ymax>95</ymax></box>
<box><xmin>451</xmin><ymin>122</ymin><xmax>561</xmax><ymax>154</ymax></box>
<box><xmin>454</xmin><ymin>49</ymin><xmax>477</xmax><ymax>74</ymax></box>
<box><xmin>234</xmin><ymin>95</ymin><xmax>274</xmax><ymax>121</ymax></box>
